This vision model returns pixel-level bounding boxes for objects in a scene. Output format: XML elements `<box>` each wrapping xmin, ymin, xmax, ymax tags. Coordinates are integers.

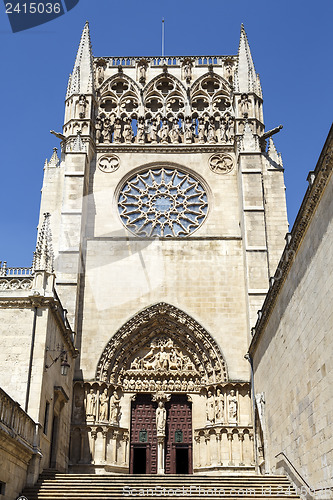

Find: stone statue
<box><xmin>184</xmin><ymin>117</ymin><xmax>194</xmax><ymax>143</ymax></box>
<box><xmin>97</xmin><ymin>65</ymin><xmax>105</xmax><ymax>84</ymax></box>
<box><xmin>225</xmin><ymin>62</ymin><xmax>233</xmax><ymax>83</ymax></box>
<box><xmin>123</xmin><ymin>118</ymin><xmax>134</xmax><ymax>143</ymax></box>
<box><xmin>198</xmin><ymin>117</ymin><xmax>206</xmax><ymax>143</ymax></box>
<box><xmin>113</xmin><ymin>118</ymin><xmax>122</xmax><ymax>143</ymax></box>
<box><xmin>183</xmin><ymin>61</ymin><xmax>192</xmax><ymax>82</ymax></box>
<box><xmin>228</xmin><ymin>390</ymin><xmax>238</xmax><ymax>423</ymax></box>
<box><xmin>138</xmin><ymin>62</ymin><xmax>147</xmax><ymax>83</ymax></box>
<box><xmin>215</xmin><ymin>388</ymin><xmax>224</xmax><ymax>422</ymax></box>
<box><xmin>169</xmin><ymin>119</ymin><xmax>180</xmax><ymax>143</ymax></box>
<box><xmin>240</xmin><ymin>94</ymin><xmax>251</xmax><ymax>117</ymax></box>
<box><xmin>78</xmin><ymin>95</ymin><xmax>87</xmax><ymax>118</ymax></box>
<box><xmin>156</xmin><ymin>401</ymin><xmax>166</xmax><ymax>435</ymax></box>
<box><xmin>206</xmin><ymin>390</ymin><xmax>215</xmax><ymax>424</ymax></box>
<box><xmin>136</xmin><ymin>117</ymin><xmax>145</xmax><ymax>143</ymax></box>
<box><xmin>160</xmin><ymin>118</ymin><xmax>169</xmax><ymax>144</ymax></box>
<box><xmin>103</xmin><ymin>118</ymin><xmax>112</xmax><ymax>143</ymax></box>
<box><xmin>219</xmin><ymin>118</ymin><xmax>227</xmax><ymax>143</ymax></box>
<box><xmin>86</xmin><ymin>388</ymin><xmax>96</xmax><ymax>417</ymax></box>
<box><xmin>99</xmin><ymin>388</ymin><xmax>109</xmax><ymax>421</ymax></box>
<box><xmin>207</xmin><ymin>117</ymin><xmax>216</xmax><ymax>143</ymax></box>
<box><xmin>149</xmin><ymin>118</ymin><xmax>158</xmax><ymax>143</ymax></box>
<box><xmin>110</xmin><ymin>391</ymin><xmax>120</xmax><ymax>423</ymax></box>
<box><xmin>226</xmin><ymin>116</ymin><xmax>235</xmax><ymax>143</ymax></box>
<box><xmin>95</xmin><ymin>117</ymin><xmax>102</xmax><ymax>143</ymax></box>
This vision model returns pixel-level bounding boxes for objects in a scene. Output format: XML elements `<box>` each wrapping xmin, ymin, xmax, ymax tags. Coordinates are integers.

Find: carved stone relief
<box><xmin>209</xmin><ymin>154</ymin><xmax>234</xmax><ymax>174</ymax></box>
<box><xmin>98</xmin><ymin>154</ymin><xmax>120</xmax><ymax>173</ymax></box>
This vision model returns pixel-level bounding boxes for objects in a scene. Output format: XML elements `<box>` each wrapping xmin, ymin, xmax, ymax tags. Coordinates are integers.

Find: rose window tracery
<box><xmin>118</xmin><ymin>167</ymin><xmax>208</xmax><ymax>237</ymax></box>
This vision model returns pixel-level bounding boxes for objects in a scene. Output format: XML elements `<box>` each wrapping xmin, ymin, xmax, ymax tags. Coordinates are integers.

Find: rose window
<box><xmin>118</xmin><ymin>167</ymin><xmax>208</xmax><ymax>237</ymax></box>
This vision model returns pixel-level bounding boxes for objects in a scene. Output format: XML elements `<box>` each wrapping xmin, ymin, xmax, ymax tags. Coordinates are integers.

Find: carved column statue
<box><xmin>110</xmin><ymin>391</ymin><xmax>121</xmax><ymax>424</ymax></box>
<box><xmin>184</xmin><ymin>117</ymin><xmax>194</xmax><ymax>143</ymax></box>
<box><xmin>123</xmin><ymin>118</ymin><xmax>134</xmax><ymax>143</ymax></box>
<box><xmin>228</xmin><ymin>389</ymin><xmax>238</xmax><ymax>424</ymax></box>
<box><xmin>99</xmin><ymin>388</ymin><xmax>109</xmax><ymax>421</ymax></box>
<box><xmin>215</xmin><ymin>388</ymin><xmax>224</xmax><ymax>423</ymax></box>
<box><xmin>86</xmin><ymin>388</ymin><xmax>96</xmax><ymax>420</ymax></box>
<box><xmin>156</xmin><ymin>401</ymin><xmax>166</xmax><ymax>474</ymax></box>
<box><xmin>198</xmin><ymin>117</ymin><xmax>206</xmax><ymax>143</ymax></box>
<box><xmin>78</xmin><ymin>95</ymin><xmax>87</xmax><ymax>118</ymax></box>
<box><xmin>113</xmin><ymin>118</ymin><xmax>122</xmax><ymax>144</ymax></box>
<box><xmin>207</xmin><ymin>117</ymin><xmax>216</xmax><ymax>144</ymax></box>
<box><xmin>206</xmin><ymin>390</ymin><xmax>215</xmax><ymax>424</ymax></box>
<box><xmin>95</xmin><ymin>117</ymin><xmax>102</xmax><ymax>143</ymax></box>
<box><xmin>136</xmin><ymin>117</ymin><xmax>146</xmax><ymax>144</ymax></box>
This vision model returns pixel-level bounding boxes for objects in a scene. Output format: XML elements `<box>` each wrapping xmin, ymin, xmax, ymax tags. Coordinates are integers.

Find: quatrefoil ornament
<box><xmin>98</xmin><ymin>154</ymin><xmax>120</xmax><ymax>173</ymax></box>
<box><xmin>209</xmin><ymin>154</ymin><xmax>234</xmax><ymax>174</ymax></box>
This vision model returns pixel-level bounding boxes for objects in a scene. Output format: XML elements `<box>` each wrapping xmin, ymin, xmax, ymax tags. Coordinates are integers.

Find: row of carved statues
<box><xmin>206</xmin><ymin>389</ymin><xmax>238</xmax><ymax>425</ymax></box>
<box><xmin>95</xmin><ymin>114</ymin><xmax>235</xmax><ymax>145</ymax></box>
<box><xmin>86</xmin><ymin>389</ymin><xmax>121</xmax><ymax>424</ymax></box>
<box><xmin>122</xmin><ymin>376</ymin><xmax>201</xmax><ymax>392</ymax></box>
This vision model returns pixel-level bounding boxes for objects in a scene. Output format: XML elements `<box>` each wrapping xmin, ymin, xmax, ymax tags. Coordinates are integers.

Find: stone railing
<box><xmin>0</xmin><ymin>262</ymin><xmax>32</xmax><ymax>277</ymax></box>
<box><xmin>101</xmin><ymin>55</ymin><xmax>233</xmax><ymax>68</ymax></box>
<box><xmin>194</xmin><ymin>425</ymin><xmax>254</xmax><ymax>470</ymax></box>
<box><xmin>0</xmin><ymin>263</ymin><xmax>33</xmax><ymax>291</ymax></box>
<box><xmin>0</xmin><ymin>387</ymin><xmax>36</xmax><ymax>449</ymax></box>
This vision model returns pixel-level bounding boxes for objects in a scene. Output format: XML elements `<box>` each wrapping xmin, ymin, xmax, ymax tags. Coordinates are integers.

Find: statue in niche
<box><xmin>168</xmin><ymin>379</ymin><xmax>175</xmax><ymax>391</ymax></box>
<box><xmin>188</xmin><ymin>378</ymin><xmax>195</xmax><ymax>391</ymax></box>
<box><xmin>224</xmin><ymin>62</ymin><xmax>233</xmax><ymax>83</ymax></box>
<box><xmin>110</xmin><ymin>391</ymin><xmax>121</xmax><ymax>423</ymax></box>
<box><xmin>184</xmin><ymin>117</ymin><xmax>194</xmax><ymax>143</ymax></box>
<box><xmin>138</xmin><ymin>61</ymin><xmax>147</xmax><ymax>83</ymax></box>
<box><xmin>198</xmin><ymin>117</ymin><xmax>206</xmax><ymax>143</ymax></box>
<box><xmin>162</xmin><ymin>379</ymin><xmax>168</xmax><ymax>391</ymax></box>
<box><xmin>194</xmin><ymin>378</ymin><xmax>201</xmax><ymax>391</ymax></box>
<box><xmin>240</xmin><ymin>94</ymin><xmax>251</xmax><ymax>117</ymax></box>
<box><xmin>142</xmin><ymin>378</ymin><xmax>149</xmax><ymax>391</ymax></box>
<box><xmin>135</xmin><ymin>379</ymin><xmax>142</xmax><ymax>391</ymax></box>
<box><xmin>169</xmin><ymin>118</ymin><xmax>180</xmax><ymax>143</ymax></box>
<box><xmin>183</xmin><ymin>61</ymin><xmax>192</xmax><ymax>82</ymax></box>
<box><xmin>219</xmin><ymin>117</ymin><xmax>227</xmax><ymax>143</ymax></box>
<box><xmin>86</xmin><ymin>388</ymin><xmax>96</xmax><ymax>418</ymax></box>
<box><xmin>149</xmin><ymin>379</ymin><xmax>156</xmax><ymax>391</ymax></box>
<box><xmin>129</xmin><ymin>378</ymin><xmax>136</xmax><ymax>391</ymax></box>
<box><xmin>78</xmin><ymin>95</ymin><xmax>87</xmax><ymax>118</ymax></box>
<box><xmin>136</xmin><ymin>117</ymin><xmax>146</xmax><ymax>143</ymax></box>
<box><xmin>160</xmin><ymin>118</ymin><xmax>169</xmax><ymax>143</ymax></box>
<box><xmin>206</xmin><ymin>390</ymin><xmax>215</xmax><ymax>424</ymax></box>
<box><xmin>103</xmin><ymin>118</ymin><xmax>112</xmax><ymax>143</ymax></box>
<box><xmin>228</xmin><ymin>390</ymin><xmax>238</xmax><ymax>423</ymax></box>
<box><xmin>207</xmin><ymin>117</ymin><xmax>216</xmax><ymax>143</ymax></box>
<box><xmin>156</xmin><ymin>401</ymin><xmax>167</xmax><ymax>436</ymax></box>
<box><xmin>97</xmin><ymin>64</ymin><xmax>105</xmax><ymax>84</ymax></box>
<box><xmin>99</xmin><ymin>388</ymin><xmax>109</xmax><ymax>421</ymax></box>
<box><xmin>123</xmin><ymin>377</ymin><xmax>129</xmax><ymax>390</ymax></box>
<box><xmin>156</xmin><ymin>380</ymin><xmax>162</xmax><ymax>391</ymax></box>
<box><xmin>181</xmin><ymin>379</ymin><xmax>188</xmax><ymax>391</ymax></box>
<box><xmin>123</xmin><ymin>118</ymin><xmax>134</xmax><ymax>143</ymax></box>
<box><xmin>175</xmin><ymin>378</ymin><xmax>182</xmax><ymax>391</ymax></box>
<box><xmin>226</xmin><ymin>116</ymin><xmax>235</xmax><ymax>143</ymax></box>
<box><xmin>215</xmin><ymin>388</ymin><xmax>224</xmax><ymax>422</ymax></box>
<box><xmin>113</xmin><ymin>118</ymin><xmax>122</xmax><ymax>143</ymax></box>
<box><xmin>148</xmin><ymin>118</ymin><xmax>159</xmax><ymax>143</ymax></box>
<box><xmin>95</xmin><ymin>117</ymin><xmax>102</xmax><ymax>143</ymax></box>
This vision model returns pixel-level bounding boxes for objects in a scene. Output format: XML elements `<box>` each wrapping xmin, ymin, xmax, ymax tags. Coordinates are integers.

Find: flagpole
<box><xmin>162</xmin><ymin>18</ymin><xmax>165</xmax><ymax>57</ymax></box>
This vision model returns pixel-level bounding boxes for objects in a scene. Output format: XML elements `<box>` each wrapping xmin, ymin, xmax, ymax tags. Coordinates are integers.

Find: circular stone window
<box><xmin>118</xmin><ymin>167</ymin><xmax>208</xmax><ymax>237</ymax></box>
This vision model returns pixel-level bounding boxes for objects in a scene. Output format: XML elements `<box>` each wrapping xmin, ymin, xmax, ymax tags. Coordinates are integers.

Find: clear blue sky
<box><xmin>0</xmin><ymin>0</ymin><xmax>332</xmax><ymax>267</ymax></box>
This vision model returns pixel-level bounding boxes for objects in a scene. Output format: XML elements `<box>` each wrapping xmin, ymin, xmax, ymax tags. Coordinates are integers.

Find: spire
<box><xmin>235</xmin><ymin>24</ymin><xmax>258</xmax><ymax>94</ymax></box>
<box><xmin>32</xmin><ymin>213</ymin><xmax>54</xmax><ymax>274</ymax></box>
<box><xmin>47</xmin><ymin>147</ymin><xmax>60</xmax><ymax>167</ymax></box>
<box><xmin>267</xmin><ymin>138</ymin><xmax>283</xmax><ymax>167</ymax></box>
<box><xmin>67</xmin><ymin>21</ymin><xmax>94</xmax><ymax>98</ymax></box>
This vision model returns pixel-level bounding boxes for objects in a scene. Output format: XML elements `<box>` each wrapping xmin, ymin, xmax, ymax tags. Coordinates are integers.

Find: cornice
<box><xmin>249</xmin><ymin>125</ymin><xmax>333</xmax><ymax>356</ymax></box>
<box><xmin>96</xmin><ymin>144</ymin><xmax>235</xmax><ymax>154</ymax></box>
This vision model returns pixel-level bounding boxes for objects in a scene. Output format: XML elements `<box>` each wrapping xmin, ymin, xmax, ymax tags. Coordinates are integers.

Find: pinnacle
<box><xmin>32</xmin><ymin>213</ymin><xmax>54</xmax><ymax>274</ymax></box>
<box><xmin>67</xmin><ymin>21</ymin><xmax>94</xmax><ymax>98</ymax></box>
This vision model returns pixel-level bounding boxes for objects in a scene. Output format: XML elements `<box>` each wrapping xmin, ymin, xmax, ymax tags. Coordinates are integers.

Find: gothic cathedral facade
<box><xmin>1</xmin><ymin>21</ymin><xmax>290</xmax><ymax>485</ymax></box>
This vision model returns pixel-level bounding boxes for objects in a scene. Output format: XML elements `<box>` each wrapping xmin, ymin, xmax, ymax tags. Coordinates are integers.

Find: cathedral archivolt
<box><xmin>96</xmin><ymin>303</ymin><xmax>228</xmax><ymax>391</ymax></box>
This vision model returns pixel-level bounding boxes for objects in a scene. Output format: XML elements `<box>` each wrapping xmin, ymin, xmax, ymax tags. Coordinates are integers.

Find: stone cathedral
<box><xmin>1</xmin><ymin>21</ymin><xmax>332</xmax><ymax>500</ymax></box>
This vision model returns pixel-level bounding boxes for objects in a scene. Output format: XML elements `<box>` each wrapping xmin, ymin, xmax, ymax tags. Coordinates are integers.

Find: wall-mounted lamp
<box><xmin>45</xmin><ymin>348</ymin><xmax>70</xmax><ymax>376</ymax></box>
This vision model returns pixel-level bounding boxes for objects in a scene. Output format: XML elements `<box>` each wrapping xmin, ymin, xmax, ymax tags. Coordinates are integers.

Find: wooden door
<box><xmin>165</xmin><ymin>395</ymin><xmax>192</xmax><ymax>474</ymax></box>
<box><xmin>130</xmin><ymin>395</ymin><xmax>157</xmax><ymax>474</ymax></box>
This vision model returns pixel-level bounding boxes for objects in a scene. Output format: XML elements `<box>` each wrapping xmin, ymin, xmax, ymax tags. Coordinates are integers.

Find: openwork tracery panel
<box><xmin>118</xmin><ymin>167</ymin><xmax>208</xmax><ymax>237</ymax></box>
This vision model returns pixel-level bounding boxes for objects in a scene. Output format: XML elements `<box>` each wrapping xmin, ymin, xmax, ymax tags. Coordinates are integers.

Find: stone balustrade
<box><xmin>0</xmin><ymin>387</ymin><xmax>36</xmax><ymax>449</ymax></box>
<box><xmin>0</xmin><ymin>262</ymin><xmax>32</xmax><ymax>277</ymax></box>
<box><xmin>101</xmin><ymin>55</ymin><xmax>232</xmax><ymax>68</ymax></box>
<box><xmin>194</xmin><ymin>425</ymin><xmax>254</xmax><ymax>470</ymax></box>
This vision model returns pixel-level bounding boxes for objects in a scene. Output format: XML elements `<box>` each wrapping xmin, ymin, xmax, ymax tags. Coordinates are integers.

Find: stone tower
<box><xmin>38</xmin><ymin>22</ymin><xmax>288</xmax><ymax>474</ymax></box>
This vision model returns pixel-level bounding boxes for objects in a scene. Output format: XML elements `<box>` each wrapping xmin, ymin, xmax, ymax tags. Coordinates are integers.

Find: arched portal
<box><xmin>96</xmin><ymin>302</ymin><xmax>228</xmax><ymax>391</ymax></box>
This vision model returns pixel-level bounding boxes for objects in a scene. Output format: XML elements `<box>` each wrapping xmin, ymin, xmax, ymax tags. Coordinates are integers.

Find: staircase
<box><xmin>22</xmin><ymin>473</ymin><xmax>302</xmax><ymax>499</ymax></box>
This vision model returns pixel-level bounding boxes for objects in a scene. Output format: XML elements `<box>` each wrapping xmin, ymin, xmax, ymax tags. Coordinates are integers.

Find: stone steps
<box><xmin>22</xmin><ymin>474</ymin><xmax>301</xmax><ymax>499</ymax></box>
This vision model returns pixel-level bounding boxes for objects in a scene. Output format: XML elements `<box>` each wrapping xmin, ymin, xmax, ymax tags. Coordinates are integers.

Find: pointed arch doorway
<box><xmin>129</xmin><ymin>394</ymin><xmax>192</xmax><ymax>474</ymax></box>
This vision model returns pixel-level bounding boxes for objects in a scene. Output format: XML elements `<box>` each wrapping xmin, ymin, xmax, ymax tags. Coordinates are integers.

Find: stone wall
<box><xmin>250</xmin><ymin>132</ymin><xmax>333</xmax><ymax>493</ymax></box>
